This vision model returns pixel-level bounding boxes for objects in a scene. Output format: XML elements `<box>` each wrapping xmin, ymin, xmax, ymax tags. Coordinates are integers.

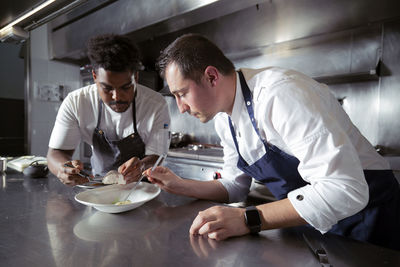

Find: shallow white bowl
<box><xmin>74</xmin><ymin>182</ymin><xmax>160</xmax><ymax>213</ymax></box>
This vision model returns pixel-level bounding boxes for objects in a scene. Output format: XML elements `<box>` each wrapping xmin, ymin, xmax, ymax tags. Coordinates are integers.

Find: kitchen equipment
<box><xmin>170</xmin><ymin>132</ymin><xmax>192</xmax><ymax>148</ymax></box>
<box><xmin>23</xmin><ymin>160</ymin><xmax>49</xmax><ymax>178</ymax></box>
<box><xmin>0</xmin><ymin>157</ymin><xmax>6</xmax><ymax>173</ymax></box>
<box><xmin>164</xmin><ymin>145</ymin><xmax>223</xmax><ymax>181</ymax></box>
<box><xmin>120</xmin><ymin>153</ymin><xmax>166</xmax><ymax>202</ymax></box>
<box><xmin>7</xmin><ymin>156</ymin><xmax>47</xmax><ymax>172</ymax></box>
<box><xmin>303</xmin><ymin>233</ymin><xmax>332</xmax><ymax>267</ymax></box>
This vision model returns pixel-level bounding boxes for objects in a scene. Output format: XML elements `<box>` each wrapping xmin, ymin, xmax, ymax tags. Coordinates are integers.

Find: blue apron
<box><xmin>91</xmin><ymin>94</ymin><xmax>146</xmax><ymax>176</ymax></box>
<box><xmin>228</xmin><ymin>71</ymin><xmax>400</xmax><ymax>250</ymax></box>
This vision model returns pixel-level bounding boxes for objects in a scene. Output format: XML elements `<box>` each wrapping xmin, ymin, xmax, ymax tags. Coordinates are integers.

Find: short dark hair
<box><xmin>87</xmin><ymin>34</ymin><xmax>141</xmax><ymax>73</ymax></box>
<box><xmin>156</xmin><ymin>33</ymin><xmax>235</xmax><ymax>83</ymax></box>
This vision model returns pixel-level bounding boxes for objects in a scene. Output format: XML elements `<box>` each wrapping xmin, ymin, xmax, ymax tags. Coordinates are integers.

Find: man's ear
<box><xmin>92</xmin><ymin>69</ymin><xmax>97</xmax><ymax>81</ymax></box>
<box><xmin>204</xmin><ymin>66</ymin><xmax>219</xmax><ymax>86</ymax></box>
<box><xmin>134</xmin><ymin>71</ymin><xmax>139</xmax><ymax>83</ymax></box>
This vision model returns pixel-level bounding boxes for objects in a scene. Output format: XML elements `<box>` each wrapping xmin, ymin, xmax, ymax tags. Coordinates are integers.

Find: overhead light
<box><xmin>0</xmin><ymin>26</ymin><xmax>29</xmax><ymax>44</ymax></box>
<box><xmin>0</xmin><ymin>0</ymin><xmax>56</xmax><ymax>35</ymax></box>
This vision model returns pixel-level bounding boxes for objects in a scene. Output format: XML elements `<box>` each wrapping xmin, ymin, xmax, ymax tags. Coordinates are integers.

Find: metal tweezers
<box><xmin>303</xmin><ymin>233</ymin><xmax>332</xmax><ymax>267</ymax></box>
<box><xmin>121</xmin><ymin>153</ymin><xmax>166</xmax><ymax>202</ymax></box>
<box><xmin>64</xmin><ymin>163</ymin><xmax>93</xmax><ymax>182</ymax></box>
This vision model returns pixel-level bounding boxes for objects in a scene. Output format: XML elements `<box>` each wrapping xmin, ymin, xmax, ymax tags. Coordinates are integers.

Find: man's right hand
<box><xmin>144</xmin><ymin>166</ymin><xmax>185</xmax><ymax>195</ymax></box>
<box><xmin>57</xmin><ymin>160</ymin><xmax>89</xmax><ymax>186</ymax></box>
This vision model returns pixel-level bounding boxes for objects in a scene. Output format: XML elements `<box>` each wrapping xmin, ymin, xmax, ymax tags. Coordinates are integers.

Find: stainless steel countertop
<box><xmin>1</xmin><ymin>170</ymin><xmax>399</xmax><ymax>267</ymax></box>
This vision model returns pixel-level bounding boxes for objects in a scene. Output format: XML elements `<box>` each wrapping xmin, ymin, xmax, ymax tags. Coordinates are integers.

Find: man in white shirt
<box><xmin>147</xmin><ymin>34</ymin><xmax>399</xmax><ymax>250</ymax></box>
<box><xmin>47</xmin><ymin>34</ymin><xmax>170</xmax><ymax>186</ymax></box>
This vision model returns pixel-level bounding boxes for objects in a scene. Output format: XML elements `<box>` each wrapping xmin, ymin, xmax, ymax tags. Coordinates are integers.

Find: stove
<box><xmin>164</xmin><ymin>145</ymin><xmax>277</xmax><ymax>202</ymax></box>
<box><xmin>164</xmin><ymin>146</ymin><xmax>224</xmax><ymax>181</ymax></box>
<box><xmin>167</xmin><ymin>145</ymin><xmax>224</xmax><ymax>162</ymax></box>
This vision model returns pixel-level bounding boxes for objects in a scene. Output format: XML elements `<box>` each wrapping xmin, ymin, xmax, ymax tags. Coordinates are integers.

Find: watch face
<box><xmin>245</xmin><ymin>207</ymin><xmax>261</xmax><ymax>233</ymax></box>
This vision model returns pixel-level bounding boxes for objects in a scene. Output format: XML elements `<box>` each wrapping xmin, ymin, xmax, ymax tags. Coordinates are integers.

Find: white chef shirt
<box><xmin>49</xmin><ymin>83</ymin><xmax>170</xmax><ymax>159</ymax></box>
<box><xmin>216</xmin><ymin>67</ymin><xmax>390</xmax><ymax>233</ymax></box>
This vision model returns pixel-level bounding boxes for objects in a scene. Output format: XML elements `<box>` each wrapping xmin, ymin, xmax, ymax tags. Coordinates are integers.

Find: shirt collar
<box><xmin>230</xmin><ymin>72</ymin><xmax>245</xmax><ymax>124</ymax></box>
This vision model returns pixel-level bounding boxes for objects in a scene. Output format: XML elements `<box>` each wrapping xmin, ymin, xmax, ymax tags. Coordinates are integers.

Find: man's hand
<box><xmin>118</xmin><ymin>157</ymin><xmax>143</xmax><ymax>183</ymax></box>
<box><xmin>58</xmin><ymin>160</ymin><xmax>89</xmax><ymax>186</ymax></box>
<box><xmin>189</xmin><ymin>205</ymin><xmax>250</xmax><ymax>241</ymax></box>
<box><xmin>144</xmin><ymin>166</ymin><xmax>185</xmax><ymax>194</ymax></box>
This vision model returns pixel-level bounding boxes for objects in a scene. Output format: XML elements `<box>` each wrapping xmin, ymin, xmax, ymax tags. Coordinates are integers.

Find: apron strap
<box><xmin>96</xmin><ymin>99</ymin><xmax>103</xmax><ymax>128</ymax></box>
<box><xmin>132</xmin><ymin>89</ymin><xmax>138</xmax><ymax>134</ymax></box>
<box><xmin>228</xmin><ymin>117</ymin><xmax>241</xmax><ymax>153</ymax></box>
<box><xmin>228</xmin><ymin>71</ymin><xmax>271</xmax><ymax>167</ymax></box>
<box><xmin>237</xmin><ymin>71</ymin><xmax>263</xmax><ymax>139</ymax></box>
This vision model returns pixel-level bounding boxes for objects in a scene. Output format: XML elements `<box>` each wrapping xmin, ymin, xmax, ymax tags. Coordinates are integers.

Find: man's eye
<box><xmin>121</xmin><ymin>86</ymin><xmax>132</xmax><ymax>91</ymax></box>
<box><xmin>103</xmin><ymin>87</ymin><xmax>113</xmax><ymax>92</ymax></box>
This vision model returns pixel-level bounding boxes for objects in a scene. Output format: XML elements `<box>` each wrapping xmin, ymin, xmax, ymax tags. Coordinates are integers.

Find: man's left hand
<box><xmin>189</xmin><ymin>205</ymin><xmax>250</xmax><ymax>240</ymax></box>
<box><xmin>118</xmin><ymin>157</ymin><xmax>143</xmax><ymax>183</ymax></box>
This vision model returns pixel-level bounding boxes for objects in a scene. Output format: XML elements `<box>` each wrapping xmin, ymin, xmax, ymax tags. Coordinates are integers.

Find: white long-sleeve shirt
<box><xmin>216</xmin><ymin>67</ymin><xmax>390</xmax><ymax>233</ymax></box>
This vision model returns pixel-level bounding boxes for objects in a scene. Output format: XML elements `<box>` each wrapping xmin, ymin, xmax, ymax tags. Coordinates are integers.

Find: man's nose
<box><xmin>176</xmin><ymin>98</ymin><xmax>189</xmax><ymax>114</ymax></box>
<box><xmin>111</xmin><ymin>89</ymin><xmax>121</xmax><ymax>100</ymax></box>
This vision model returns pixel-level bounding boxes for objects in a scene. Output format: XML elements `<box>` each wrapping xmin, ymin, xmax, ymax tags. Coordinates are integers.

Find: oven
<box><xmin>164</xmin><ymin>144</ymin><xmax>276</xmax><ymax>203</ymax></box>
<box><xmin>164</xmin><ymin>145</ymin><xmax>224</xmax><ymax>181</ymax></box>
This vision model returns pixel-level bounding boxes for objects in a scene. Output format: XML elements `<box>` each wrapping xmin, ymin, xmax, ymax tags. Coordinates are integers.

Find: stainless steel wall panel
<box><xmin>378</xmin><ymin>21</ymin><xmax>400</xmax><ymax>152</ymax></box>
<box><xmin>40</xmin><ymin>0</ymin><xmax>400</xmax><ymax>156</ymax></box>
<box><xmin>329</xmin><ymin>81</ymin><xmax>380</xmax><ymax>146</ymax></box>
<box><xmin>231</xmin><ymin>24</ymin><xmax>382</xmax><ymax>78</ymax></box>
<box><xmin>50</xmin><ymin>0</ymin><xmax>267</xmax><ymax>60</ymax></box>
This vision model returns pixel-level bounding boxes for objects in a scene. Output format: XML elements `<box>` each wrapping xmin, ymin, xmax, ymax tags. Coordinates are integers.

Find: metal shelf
<box><xmin>313</xmin><ymin>60</ymin><xmax>381</xmax><ymax>85</ymax></box>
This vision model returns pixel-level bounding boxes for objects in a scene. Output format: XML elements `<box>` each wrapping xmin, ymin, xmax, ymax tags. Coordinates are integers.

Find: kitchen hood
<box><xmin>50</xmin><ymin>0</ymin><xmax>268</xmax><ymax>63</ymax></box>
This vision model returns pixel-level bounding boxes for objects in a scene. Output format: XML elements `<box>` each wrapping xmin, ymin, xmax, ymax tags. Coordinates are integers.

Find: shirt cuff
<box><xmin>288</xmin><ymin>186</ymin><xmax>335</xmax><ymax>233</ymax></box>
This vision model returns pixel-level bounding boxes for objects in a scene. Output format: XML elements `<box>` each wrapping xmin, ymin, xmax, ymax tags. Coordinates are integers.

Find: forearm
<box><xmin>257</xmin><ymin>198</ymin><xmax>307</xmax><ymax>230</ymax></box>
<box><xmin>47</xmin><ymin>148</ymin><xmax>74</xmax><ymax>176</ymax></box>
<box><xmin>175</xmin><ymin>179</ymin><xmax>229</xmax><ymax>203</ymax></box>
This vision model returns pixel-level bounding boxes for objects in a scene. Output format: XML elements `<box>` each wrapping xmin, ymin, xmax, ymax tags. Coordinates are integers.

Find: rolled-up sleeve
<box><xmin>269</xmin><ymin>80</ymin><xmax>369</xmax><ymax>233</ymax></box>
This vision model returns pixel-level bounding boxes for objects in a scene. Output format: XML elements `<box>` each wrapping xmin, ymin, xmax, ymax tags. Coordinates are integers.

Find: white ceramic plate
<box><xmin>74</xmin><ymin>182</ymin><xmax>160</xmax><ymax>213</ymax></box>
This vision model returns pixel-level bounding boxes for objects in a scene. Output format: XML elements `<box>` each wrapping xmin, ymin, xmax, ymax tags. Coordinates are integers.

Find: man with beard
<box><xmin>47</xmin><ymin>34</ymin><xmax>170</xmax><ymax>185</ymax></box>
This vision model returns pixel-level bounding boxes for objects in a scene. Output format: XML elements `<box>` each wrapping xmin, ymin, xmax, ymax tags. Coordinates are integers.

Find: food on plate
<box><xmin>102</xmin><ymin>170</ymin><xmax>126</xmax><ymax>184</ymax></box>
<box><xmin>113</xmin><ymin>200</ymin><xmax>132</xmax><ymax>205</ymax></box>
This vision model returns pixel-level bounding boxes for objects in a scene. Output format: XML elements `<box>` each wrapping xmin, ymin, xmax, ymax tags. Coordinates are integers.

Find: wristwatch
<box><xmin>244</xmin><ymin>206</ymin><xmax>262</xmax><ymax>234</ymax></box>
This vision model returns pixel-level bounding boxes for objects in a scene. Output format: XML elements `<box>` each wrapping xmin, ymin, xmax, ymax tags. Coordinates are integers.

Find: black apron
<box><xmin>91</xmin><ymin>95</ymin><xmax>146</xmax><ymax>176</ymax></box>
<box><xmin>229</xmin><ymin>70</ymin><xmax>400</xmax><ymax>250</ymax></box>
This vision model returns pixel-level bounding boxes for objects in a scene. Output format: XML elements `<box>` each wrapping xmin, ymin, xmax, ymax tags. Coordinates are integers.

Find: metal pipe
<box><xmin>24</xmin><ymin>36</ymin><xmax>31</xmax><ymax>154</ymax></box>
<box><xmin>23</xmin><ymin>0</ymin><xmax>89</xmax><ymax>31</ymax></box>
